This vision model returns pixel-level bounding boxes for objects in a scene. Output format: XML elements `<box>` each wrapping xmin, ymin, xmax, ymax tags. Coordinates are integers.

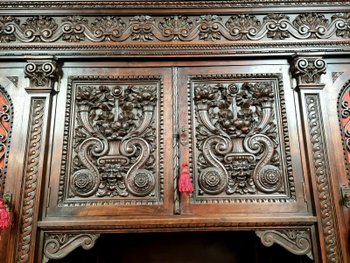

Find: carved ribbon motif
<box><xmin>69</xmin><ymin>83</ymin><xmax>158</xmax><ymax>199</ymax></box>
<box><xmin>193</xmin><ymin>80</ymin><xmax>284</xmax><ymax>196</ymax></box>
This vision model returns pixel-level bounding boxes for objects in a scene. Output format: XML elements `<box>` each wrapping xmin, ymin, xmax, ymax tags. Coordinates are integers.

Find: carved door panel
<box><xmin>45</xmin><ymin>66</ymin><xmax>174</xmax><ymax>218</ymax></box>
<box><xmin>178</xmin><ymin>63</ymin><xmax>311</xmax><ymax>216</ymax></box>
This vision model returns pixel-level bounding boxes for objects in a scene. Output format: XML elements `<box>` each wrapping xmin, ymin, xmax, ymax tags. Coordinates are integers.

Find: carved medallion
<box><xmin>59</xmin><ymin>76</ymin><xmax>164</xmax><ymax>206</ymax></box>
<box><xmin>188</xmin><ymin>74</ymin><xmax>294</xmax><ymax>202</ymax></box>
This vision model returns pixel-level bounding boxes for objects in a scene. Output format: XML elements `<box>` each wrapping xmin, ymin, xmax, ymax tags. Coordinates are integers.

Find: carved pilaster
<box><xmin>292</xmin><ymin>56</ymin><xmax>326</xmax><ymax>89</ymax></box>
<box><xmin>256</xmin><ymin>229</ymin><xmax>313</xmax><ymax>260</ymax></box>
<box><xmin>24</xmin><ymin>57</ymin><xmax>59</xmax><ymax>93</ymax></box>
<box><xmin>15</xmin><ymin>58</ymin><xmax>60</xmax><ymax>262</ymax></box>
<box><xmin>43</xmin><ymin>233</ymin><xmax>100</xmax><ymax>263</ymax></box>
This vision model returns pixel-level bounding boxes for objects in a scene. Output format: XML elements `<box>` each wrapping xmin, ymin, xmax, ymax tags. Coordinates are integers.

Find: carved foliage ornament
<box><xmin>189</xmin><ymin>75</ymin><xmax>294</xmax><ymax>201</ymax></box>
<box><xmin>0</xmin><ymin>85</ymin><xmax>13</xmax><ymax>197</ymax></box>
<box><xmin>1</xmin><ymin>13</ymin><xmax>350</xmax><ymax>44</ymax></box>
<box><xmin>60</xmin><ymin>76</ymin><xmax>163</xmax><ymax>206</ymax></box>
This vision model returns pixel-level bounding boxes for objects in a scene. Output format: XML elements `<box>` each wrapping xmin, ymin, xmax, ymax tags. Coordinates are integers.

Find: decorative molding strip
<box><xmin>172</xmin><ymin>67</ymin><xmax>180</xmax><ymax>214</ymax></box>
<box><xmin>0</xmin><ymin>13</ymin><xmax>350</xmax><ymax>45</ymax></box>
<box><xmin>43</xmin><ymin>233</ymin><xmax>100</xmax><ymax>262</ymax></box>
<box><xmin>256</xmin><ymin>229</ymin><xmax>313</xmax><ymax>259</ymax></box>
<box><xmin>16</xmin><ymin>98</ymin><xmax>46</xmax><ymax>263</ymax></box>
<box><xmin>0</xmin><ymin>1</ymin><xmax>350</xmax><ymax>9</ymax></box>
<box><xmin>0</xmin><ymin>84</ymin><xmax>13</xmax><ymax>197</ymax></box>
<box><xmin>292</xmin><ymin>56</ymin><xmax>327</xmax><ymax>86</ymax></box>
<box><xmin>24</xmin><ymin>58</ymin><xmax>58</xmax><ymax>91</ymax></box>
<box><xmin>305</xmin><ymin>94</ymin><xmax>340</xmax><ymax>262</ymax></box>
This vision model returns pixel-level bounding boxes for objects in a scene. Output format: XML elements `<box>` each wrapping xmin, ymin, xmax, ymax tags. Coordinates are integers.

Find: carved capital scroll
<box><xmin>256</xmin><ymin>229</ymin><xmax>313</xmax><ymax>260</ymax></box>
<box><xmin>292</xmin><ymin>56</ymin><xmax>326</xmax><ymax>88</ymax></box>
<box><xmin>43</xmin><ymin>233</ymin><xmax>100</xmax><ymax>262</ymax></box>
<box><xmin>24</xmin><ymin>56</ymin><xmax>59</xmax><ymax>93</ymax></box>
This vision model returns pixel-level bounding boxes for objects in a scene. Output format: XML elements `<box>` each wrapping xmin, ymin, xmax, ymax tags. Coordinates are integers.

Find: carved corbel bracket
<box><xmin>292</xmin><ymin>56</ymin><xmax>327</xmax><ymax>89</ymax></box>
<box><xmin>256</xmin><ymin>229</ymin><xmax>313</xmax><ymax>260</ymax></box>
<box><xmin>43</xmin><ymin>233</ymin><xmax>100</xmax><ymax>263</ymax></box>
<box><xmin>24</xmin><ymin>56</ymin><xmax>59</xmax><ymax>93</ymax></box>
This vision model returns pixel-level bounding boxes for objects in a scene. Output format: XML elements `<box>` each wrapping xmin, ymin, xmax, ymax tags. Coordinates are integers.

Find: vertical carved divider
<box><xmin>292</xmin><ymin>55</ymin><xmax>342</xmax><ymax>262</ymax></box>
<box><xmin>15</xmin><ymin>57</ymin><xmax>59</xmax><ymax>263</ymax></box>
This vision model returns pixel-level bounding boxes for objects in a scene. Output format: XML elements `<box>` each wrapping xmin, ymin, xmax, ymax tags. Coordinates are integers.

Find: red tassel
<box><xmin>179</xmin><ymin>163</ymin><xmax>193</xmax><ymax>193</ymax></box>
<box><xmin>0</xmin><ymin>199</ymin><xmax>10</xmax><ymax>231</ymax></box>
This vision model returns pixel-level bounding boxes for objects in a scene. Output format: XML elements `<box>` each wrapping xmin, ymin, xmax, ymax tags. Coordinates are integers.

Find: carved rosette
<box><xmin>189</xmin><ymin>75</ymin><xmax>294</xmax><ymax>202</ymax></box>
<box><xmin>43</xmin><ymin>233</ymin><xmax>100</xmax><ymax>262</ymax></box>
<box><xmin>256</xmin><ymin>229</ymin><xmax>313</xmax><ymax>259</ymax></box>
<box><xmin>60</xmin><ymin>76</ymin><xmax>163</xmax><ymax>206</ymax></box>
<box><xmin>0</xmin><ymin>85</ymin><xmax>13</xmax><ymax>196</ymax></box>
<box><xmin>293</xmin><ymin>57</ymin><xmax>326</xmax><ymax>86</ymax></box>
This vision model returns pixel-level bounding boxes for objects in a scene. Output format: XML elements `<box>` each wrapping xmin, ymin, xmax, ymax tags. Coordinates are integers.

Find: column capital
<box><xmin>24</xmin><ymin>56</ymin><xmax>59</xmax><ymax>93</ymax></box>
<box><xmin>292</xmin><ymin>56</ymin><xmax>326</xmax><ymax>89</ymax></box>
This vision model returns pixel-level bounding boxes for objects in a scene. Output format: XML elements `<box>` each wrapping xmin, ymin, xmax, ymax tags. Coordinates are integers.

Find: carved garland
<box><xmin>16</xmin><ymin>99</ymin><xmax>45</xmax><ymax>263</ymax></box>
<box><xmin>1</xmin><ymin>13</ymin><xmax>350</xmax><ymax>44</ymax></box>
<box><xmin>0</xmin><ymin>84</ymin><xmax>13</xmax><ymax>197</ymax></box>
<box><xmin>59</xmin><ymin>75</ymin><xmax>164</xmax><ymax>207</ymax></box>
<box><xmin>188</xmin><ymin>74</ymin><xmax>294</xmax><ymax>203</ymax></box>
<box><xmin>305</xmin><ymin>94</ymin><xmax>339</xmax><ymax>263</ymax></box>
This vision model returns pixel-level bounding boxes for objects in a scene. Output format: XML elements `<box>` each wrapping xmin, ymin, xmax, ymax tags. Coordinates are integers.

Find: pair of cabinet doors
<box><xmin>34</xmin><ymin>60</ymin><xmax>310</xmax><ymax>220</ymax></box>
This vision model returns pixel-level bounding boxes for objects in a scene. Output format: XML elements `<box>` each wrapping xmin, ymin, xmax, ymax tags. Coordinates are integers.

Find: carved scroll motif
<box><xmin>256</xmin><ymin>229</ymin><xmax>313</xmax><ymax>260</ymax></box>
<box><xmin>43</xmin><ymin>233</ymin><xmax>100</xmax><ymax>262</ymax></box>
<box><xmin>60</xmin><ymin>76</ymin><xmax>163</xmax><ymax>206</ymax></box>
<box><xmin>190</xmin><ymin>75</ymin><xmax>293</xmax><ymax>201</ymax></box>
<box><xmin>1</xmin><ymin>13</ymin><xmax>350</xmax><ymax>44</ymax></box>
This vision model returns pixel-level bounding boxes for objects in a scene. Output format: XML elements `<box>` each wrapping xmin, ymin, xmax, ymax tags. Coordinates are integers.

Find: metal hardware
<box><xmin>180</xmin><ymin>127</ymin><xmax>188</xmax><ymax>146</ymax></box>
<box><xmin>3</xmin><ymin>192</ymin><xmax>12</xmax><ymax>211</ymax></box>
<box><xmin>341</xmin><ymin>185</ymin><xmax>350</xmax><ymax>208</ymax></box>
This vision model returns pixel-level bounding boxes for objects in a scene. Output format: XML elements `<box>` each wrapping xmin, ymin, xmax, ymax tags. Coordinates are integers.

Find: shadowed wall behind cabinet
<box><xmin>54</xmin><ymin>232</ymin><xmax>312</xmax><ymax>263</ymax></box>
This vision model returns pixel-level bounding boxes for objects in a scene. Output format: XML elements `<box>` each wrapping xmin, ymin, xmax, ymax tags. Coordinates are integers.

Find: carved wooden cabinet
<box><xmin>0</xmin><ymin>1</ymin><xmax>349</xmax><ymax>263</ymax></box>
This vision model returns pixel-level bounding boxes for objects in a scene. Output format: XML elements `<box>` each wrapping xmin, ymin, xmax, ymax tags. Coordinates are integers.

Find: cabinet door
<box><xmin>46</xmin><ymin>65</ymin><xmax>174</xmax><ymax>218</ymax></box>
<box><xmin>178</xmin><ymin>63</ymin><xmax>310</xmax><ymax>216</ymax></box>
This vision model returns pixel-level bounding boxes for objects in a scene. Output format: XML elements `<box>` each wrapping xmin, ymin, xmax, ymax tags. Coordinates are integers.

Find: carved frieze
<box><xmin>0</xmin><ymin>85</ymin><xmax>13</xmax><ymax>197</ymax></box>
<box><xmin>256</xmin><ymin>229</ymin><xmax>313</xmax><ymax>259</ymax></box>
<box><xmin>0</xmin><ymin>13</ymin><xmax>350</xmax><ymax>45</ymax></box>
<box><xmin>43</xmin><ymin>233</ymin><xmax>100</xmax><ymax>262</ymax></box>
<box><xmin>59</xmin><ymin>76</ymin><xmax>164</xmax><ymax>206</ymax></box>
<box><xmin>188</xmin><ymin>74</ymin><xmax>294</xmax><ymax>203</ymax></box>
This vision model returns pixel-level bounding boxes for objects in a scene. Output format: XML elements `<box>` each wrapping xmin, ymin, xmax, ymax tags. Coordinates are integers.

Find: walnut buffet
<box><xmin>0</xmin><ymin>1</ymin><xmax>349</xmax><ymax>262</ymax></box>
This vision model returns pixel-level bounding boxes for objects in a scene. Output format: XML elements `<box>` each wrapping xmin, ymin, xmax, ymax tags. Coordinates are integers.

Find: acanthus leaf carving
<box><xmin>43</xmin><ymin>233</ymin><xmax>100</xmax><ymax>263</ymax></box>
<box><xmin>256</xmin><ymin>229</ymin><xmax>313</xmax><ymax>260</ymax></box>
<box><xmin>24</xmin><ymin>58</ymin><xmax>59</xmax><ymax>90</ymax></box>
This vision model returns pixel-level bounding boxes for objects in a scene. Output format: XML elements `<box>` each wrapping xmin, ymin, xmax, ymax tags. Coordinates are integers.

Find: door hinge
<box><xmin>341</xmin><ymin>185</ymin><xmax>350</xmax><ymax>208</ymax></box>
